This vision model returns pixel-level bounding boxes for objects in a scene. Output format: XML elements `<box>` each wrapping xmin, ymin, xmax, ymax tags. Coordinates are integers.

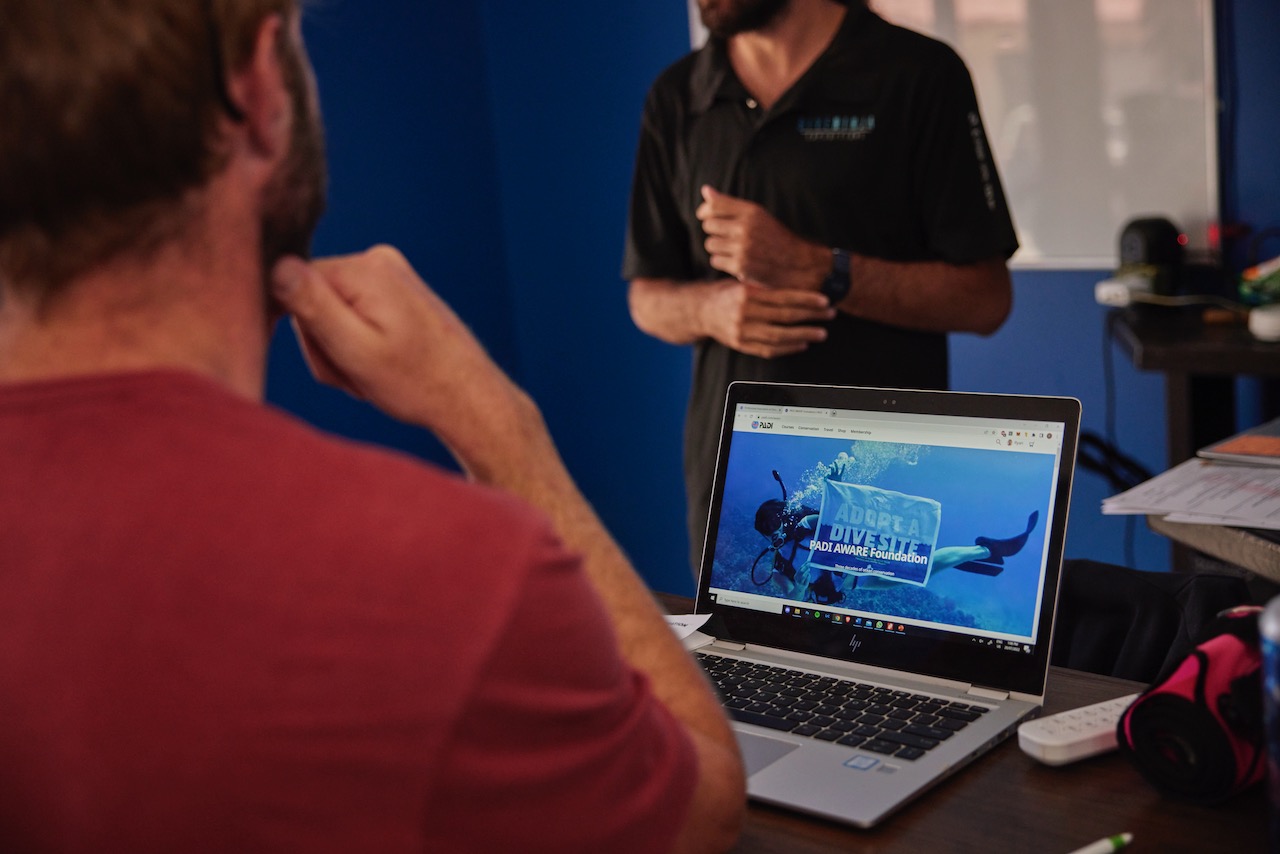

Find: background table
<box><xmin>1110</xmin><ymin>307</ymin><xmax>1280</xmax><ymax>469</ymax></box>
<box><xmin>1111</xmin><ymin>307</ymin><xmax>1280</xmax><ymax>572</ymax></box>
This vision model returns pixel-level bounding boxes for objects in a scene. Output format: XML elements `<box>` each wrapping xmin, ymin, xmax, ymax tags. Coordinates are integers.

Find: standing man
<box><xmin>0</xmin><ymin>1</ymin><xmax>744</xmax><ymax>851</ymax></box>
<box><xmin>624</xmin><ymin>0</ymin><xmax>1018</xmax><ymax>573</ymax></box>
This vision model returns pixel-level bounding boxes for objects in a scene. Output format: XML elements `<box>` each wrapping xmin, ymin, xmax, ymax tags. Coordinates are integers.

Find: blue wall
<box><xmin>269</xmin><ymin>0</ymin><xmax>1280</xmax><ymax>597</ymax></box>
<box><xmin>267</xmin><ymin>3</ymin><xmax>514</xmax><ymax>468</ymax></box>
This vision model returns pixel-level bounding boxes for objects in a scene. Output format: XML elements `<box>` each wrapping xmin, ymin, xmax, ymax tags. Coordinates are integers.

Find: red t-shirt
<box><xmin>0</xmin><ymin>371</ymin><xmax>696</xmax><ymax>852</ymax></box>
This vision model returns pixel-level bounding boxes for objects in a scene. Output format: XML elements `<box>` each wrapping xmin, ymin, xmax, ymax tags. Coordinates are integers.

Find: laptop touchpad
<box><xmin>738</xmin><ymin>732</ymin><xmax>800</xmax><ymax>776</ymax></box>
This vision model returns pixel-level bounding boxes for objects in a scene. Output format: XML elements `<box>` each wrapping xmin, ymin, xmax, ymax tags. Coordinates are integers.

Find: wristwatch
<box><xmin>820</xmin><ymin>249</ymin><xmax>852</xmax><ymax>304</ymax></box>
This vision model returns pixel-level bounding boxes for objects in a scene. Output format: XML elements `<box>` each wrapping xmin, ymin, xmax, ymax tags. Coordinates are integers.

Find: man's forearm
<box><xmin>463</xmin><ymin>395</ymin><xmax>711</xmax><ymax>680</ymax></box>
<box><xmin>836</xmin><ymin>255</ymin><xmax>1012</xmax><ymax>335</ymax></box>
<box><xmin>628</xmin><ymin>277</ymin><xmax>716</xmax><ymax>345</ymax></box>
<box><xmin>428</xmin><ymin>377</ymin><xmax>752</xmax><ymax>854</ymax></box>
<box><xmin>457</xmin><ymin>388</ymin><xmax>747</xmax><ymax>851</ymax></box>
<box><xmin>448</xmin><ymin>384</ymin><xmax>737</xmax><ymax>739</ymax></box>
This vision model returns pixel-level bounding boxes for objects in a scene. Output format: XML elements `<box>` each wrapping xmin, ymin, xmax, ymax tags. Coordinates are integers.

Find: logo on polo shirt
<box><xmin>797</xmin><ymin>113</ymin><xmax>875</xmax><ymax>141</ymax></box>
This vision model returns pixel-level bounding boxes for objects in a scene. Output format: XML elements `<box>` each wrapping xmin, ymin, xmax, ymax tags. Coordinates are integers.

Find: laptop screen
<box><xmin>695</xmin><ymin>383</ymin><xmax>1081</xmax><ymax>697</ymax></box>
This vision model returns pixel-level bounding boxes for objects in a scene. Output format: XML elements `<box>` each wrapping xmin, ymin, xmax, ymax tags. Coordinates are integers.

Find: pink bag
<box><xmin>1116</xmin><ymin>604</ymin><xmax>1265</xmax><ymax>802</ymax></box>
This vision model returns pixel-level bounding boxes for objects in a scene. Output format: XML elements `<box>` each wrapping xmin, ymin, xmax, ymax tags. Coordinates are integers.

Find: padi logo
<box><xmin>798</xmin><ymin>113</ymin><xmax>876</xmax><ymax>141</ymax></box>
<box><xmin>751</xmin><ymin>420</ymin><xmax>775</xmax><ymax>430</ymax></box>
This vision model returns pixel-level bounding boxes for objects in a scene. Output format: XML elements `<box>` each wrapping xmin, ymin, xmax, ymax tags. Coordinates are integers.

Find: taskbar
<box><xmin>706</xmin><ymin>587</ymin><xmax>1036</xmax><ymax>655</ymax></box>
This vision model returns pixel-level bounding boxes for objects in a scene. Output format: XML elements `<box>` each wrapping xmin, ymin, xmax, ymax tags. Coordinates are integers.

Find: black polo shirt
<box><xmin>622</xmin><ymin>6</ymin><xmax>1018</xmax><ymax>568</ymax></box>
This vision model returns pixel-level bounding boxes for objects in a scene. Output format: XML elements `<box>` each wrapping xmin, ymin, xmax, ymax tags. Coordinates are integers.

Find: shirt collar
<box><xmin>688</xmin><ymin>37</ymin><xmax>737</xmax><ymax>114</ymax></box>
<box><xmin>686</xmin><ymin>4</ymin><xmax>875</xmax><ymax>116</ymax></box>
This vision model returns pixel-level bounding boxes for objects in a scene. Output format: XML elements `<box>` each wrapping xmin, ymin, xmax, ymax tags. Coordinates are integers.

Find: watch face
<box><xmin>823</xmin><ymin>250</ymin><xmax>852</xmax><ymax>302</ymax></box>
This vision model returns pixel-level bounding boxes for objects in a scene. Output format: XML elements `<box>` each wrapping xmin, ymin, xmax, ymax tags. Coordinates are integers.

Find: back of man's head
<box><xmin>0</xmin><ymin>0</ymin><xmax>298</xmax><ymax>302</ymax></box>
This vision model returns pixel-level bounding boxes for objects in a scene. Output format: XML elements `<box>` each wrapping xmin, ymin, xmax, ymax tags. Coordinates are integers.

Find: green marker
<box><xmin>1066</xmin><ymin>832</ymin><xmax>1133</xmax><ymax>854</ymax></box>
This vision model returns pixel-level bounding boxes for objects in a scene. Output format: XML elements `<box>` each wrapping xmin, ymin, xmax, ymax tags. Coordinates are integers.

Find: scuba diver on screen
<box><xmin>750</xmin><ymin>464</ymin><xmax>1039</xmax><ymax>604</ymax></box>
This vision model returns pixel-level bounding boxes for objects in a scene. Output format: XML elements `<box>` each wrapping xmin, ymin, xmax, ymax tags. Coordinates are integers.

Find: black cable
<box><xmin>1103</xmin><ymin>311</ymin><xmax>1120</xmax><ymax>444</ymax></box>
<box><xmin>1077</xmin><ymin>431</ymin><xmax>1153</xmax><ymax>493</ymax></box>
<box><xmin>1091</xmin><ymin>311</ymin><xmax>1155</xmax><ymax>567</ymax></box>
<box><xmin>1102</xmin><ymin>311</ymin><xmax>1132</xmax><ymax>566</ymax></box>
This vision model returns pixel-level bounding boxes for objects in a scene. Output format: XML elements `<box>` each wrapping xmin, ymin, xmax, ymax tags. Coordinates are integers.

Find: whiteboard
<box><xmin>688</xmin><ymin>0</ymin><xmax>1219</xmax><ymax>269</ymax></box>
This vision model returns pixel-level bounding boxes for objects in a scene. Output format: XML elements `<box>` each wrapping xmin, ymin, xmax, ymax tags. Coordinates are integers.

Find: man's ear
<box><xmin>224</xmin><ymin>14</ymin><xmax>290</xmax><ymax>160</ymax></box>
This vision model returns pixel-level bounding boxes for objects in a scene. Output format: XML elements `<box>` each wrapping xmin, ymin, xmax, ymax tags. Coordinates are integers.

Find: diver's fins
<box><xmin>974</xmin><ymin>510</ymin><xmax>1039</xmax><ymax>560</ymax></box>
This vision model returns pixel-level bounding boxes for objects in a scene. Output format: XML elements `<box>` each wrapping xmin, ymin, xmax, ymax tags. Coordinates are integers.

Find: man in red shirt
<box><xmin>0</xmin><ymin>2</ymin><xmax>744</xmax><ymax>851</ymax></box>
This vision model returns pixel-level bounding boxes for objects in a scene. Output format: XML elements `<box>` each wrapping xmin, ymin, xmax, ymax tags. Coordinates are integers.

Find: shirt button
<box><xmin>746</xmin><ymin>98</ymin><xmax>758</xmax><ymax>109</ymax></box>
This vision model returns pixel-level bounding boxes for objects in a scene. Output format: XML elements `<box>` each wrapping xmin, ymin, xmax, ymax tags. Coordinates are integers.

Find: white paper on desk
<box><xmin>1102</xmin><ymin>457</ymin><xmax>1280</xmax><ymax>528</ymax></box>
<box><xmin>1102</xmin><ymin>458</ymin><xmax>1216</xmax><ymax>513</ymax></box>
<box><xmin>665</xmin><ymin>614</ymin><xmax>716</xmax><ymax>652</ymax></box>
<box><xmin>664</xmin><ymin>613</ymin><xmax>712</xmax><ymax>639</ymax></box>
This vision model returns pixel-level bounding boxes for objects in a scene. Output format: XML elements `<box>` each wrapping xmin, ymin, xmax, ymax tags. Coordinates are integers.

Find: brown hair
<box><xmin>0</xmin><ymin>0</ymin><xmax>297</xmax><ymax>299</ymax></box>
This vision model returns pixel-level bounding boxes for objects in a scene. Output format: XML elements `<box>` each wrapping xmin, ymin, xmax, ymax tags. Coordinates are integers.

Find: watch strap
<box><xmin>821</xmin><ymin>249</ymin><xmax>852</xmax><ymax>303</ymax></box>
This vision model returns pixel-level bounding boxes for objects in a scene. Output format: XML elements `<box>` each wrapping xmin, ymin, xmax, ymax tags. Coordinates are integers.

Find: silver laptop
<box><xmin>691</xmin><ymin>382</ymin><xmax>1081</xmax><ymax>828</ymax></box>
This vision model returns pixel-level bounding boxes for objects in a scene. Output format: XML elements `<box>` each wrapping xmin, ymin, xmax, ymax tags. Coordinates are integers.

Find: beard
<box><xmin>699</xmin><ymin>0</ymin><xmax>791</xmax><ymax>38</ymax></box>
<box><xmin>259</xmin><ymin>32</ymin><xmax>327</xmax><ymax>292</ymax></box>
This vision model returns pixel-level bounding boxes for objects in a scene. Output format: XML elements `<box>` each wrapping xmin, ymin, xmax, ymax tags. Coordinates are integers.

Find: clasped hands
<box><xmin>696</xmin><ymin>185</ymin><xmax>837</xmax><ymax>359</ymax></box>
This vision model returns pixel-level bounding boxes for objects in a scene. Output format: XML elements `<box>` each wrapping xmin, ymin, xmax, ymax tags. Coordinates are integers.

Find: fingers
<box><xmin>271</xmin><ymin>246</ymin><xmax>451</xmax><ymax>412</ymax></box>
<box><xmin>739</xmin><ymin>308</ymin><xmax>831</xmax><ymax>346</ymax></box>
<box><xmin>739</xmin><ymin>331</ymin><xmax>826</xmax><ymax>359</ymax></box>
<box><xmin>698</xmin><ymin>189</ymin><xmax>816</xmax><ymax>289</ymax></box>
<box><xmin>696</xmin><ymin>185</ymin><xmax>750</xmax><ymax>223</ymax></box>
<box><xmin>272</xmin><ymin>254</ymin><xmax>372</xmax><ymax>343</ymax></box>
<box><xmin>272</xmin><ymin>254</ymin><xmax>378</xmax><ymax>392</ymax></box>
<box><xmin>290</xmin><ymin>318</ymin><xmax>357</xmax><ymax>392</ymax></box>
<box><xmin>697</xmin><ymin>184</ymin><xmax>721</xmax><ymax>217</ymax></box>
<box><xmin>699</xmin><ymin>216</ymin><xmax>737</xmax><ymax>239</ymax></box>
<box><xmin>746</xmin><ymin>285</ymin><xmax>835</xmax><ymax>319</ymax></box>
<box><xmin>710</xmin><ymin>282</ymin><xmax>834</xmax><ymax>358</ymax></box>
<box><xmin>737</xmin><ymin>333</ymin><xmax>823</xmax><ymax>359</ymax></box>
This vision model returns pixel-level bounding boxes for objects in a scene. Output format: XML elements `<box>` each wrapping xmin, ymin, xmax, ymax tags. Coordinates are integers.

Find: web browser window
<box><xmin>706</xmin><ymin>402</ymin><xmax>1068</xmax><ymax>651</ymax></box>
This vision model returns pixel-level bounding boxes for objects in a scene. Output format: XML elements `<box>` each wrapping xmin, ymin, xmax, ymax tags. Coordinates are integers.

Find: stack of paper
<box><xmin>1103</xmin><ymin>457</ymin><xmax>1280</xmax><ymax>529</ymax></box>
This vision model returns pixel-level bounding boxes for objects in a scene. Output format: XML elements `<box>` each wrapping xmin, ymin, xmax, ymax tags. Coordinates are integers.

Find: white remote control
<box><xmin>1017</xmin><ymin>692</ymin><xmax>1141</xmax><ymax>765</ymax></box>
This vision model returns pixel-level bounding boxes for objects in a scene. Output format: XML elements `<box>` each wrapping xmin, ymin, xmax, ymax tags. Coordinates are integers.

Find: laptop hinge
<box><xmin>967</xmin><ymin>686</ymin><xmax>1010</xmax><ymax>702</ymax></box>
<box><xmin>708</xmin><ymin>638</ymin><xmax>747</xmax><ymax>651</ymax></box>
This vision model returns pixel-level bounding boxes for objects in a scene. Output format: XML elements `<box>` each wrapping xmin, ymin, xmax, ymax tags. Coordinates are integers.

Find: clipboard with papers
<box><xmin>1103</xmin><ymin>449</ymin><xmax>1280</xmax><ymax>530</ymax></box>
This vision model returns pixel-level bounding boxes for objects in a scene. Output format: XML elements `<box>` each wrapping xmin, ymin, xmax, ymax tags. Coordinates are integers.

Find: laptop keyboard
<box><xmin>697</xmin><ymin>652</ymin><xmax>990</xmax><ymax>762</ymax></box>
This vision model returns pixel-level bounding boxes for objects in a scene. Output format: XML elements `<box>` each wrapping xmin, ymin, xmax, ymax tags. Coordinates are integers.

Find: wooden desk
<box><xmin>655</xmin><ymin>593</ymin><xmax>1270</xmax><ymax>852</ymax></box>
<box><xmin>1109</xmin><ymin>307</ymin><xmax>1280</xmax><ymax>469</ymax></box>
<box><xmin>1147</xmin><ymin>515</ymin><xmax>1280</xmax><ymax>600</ymax></box>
